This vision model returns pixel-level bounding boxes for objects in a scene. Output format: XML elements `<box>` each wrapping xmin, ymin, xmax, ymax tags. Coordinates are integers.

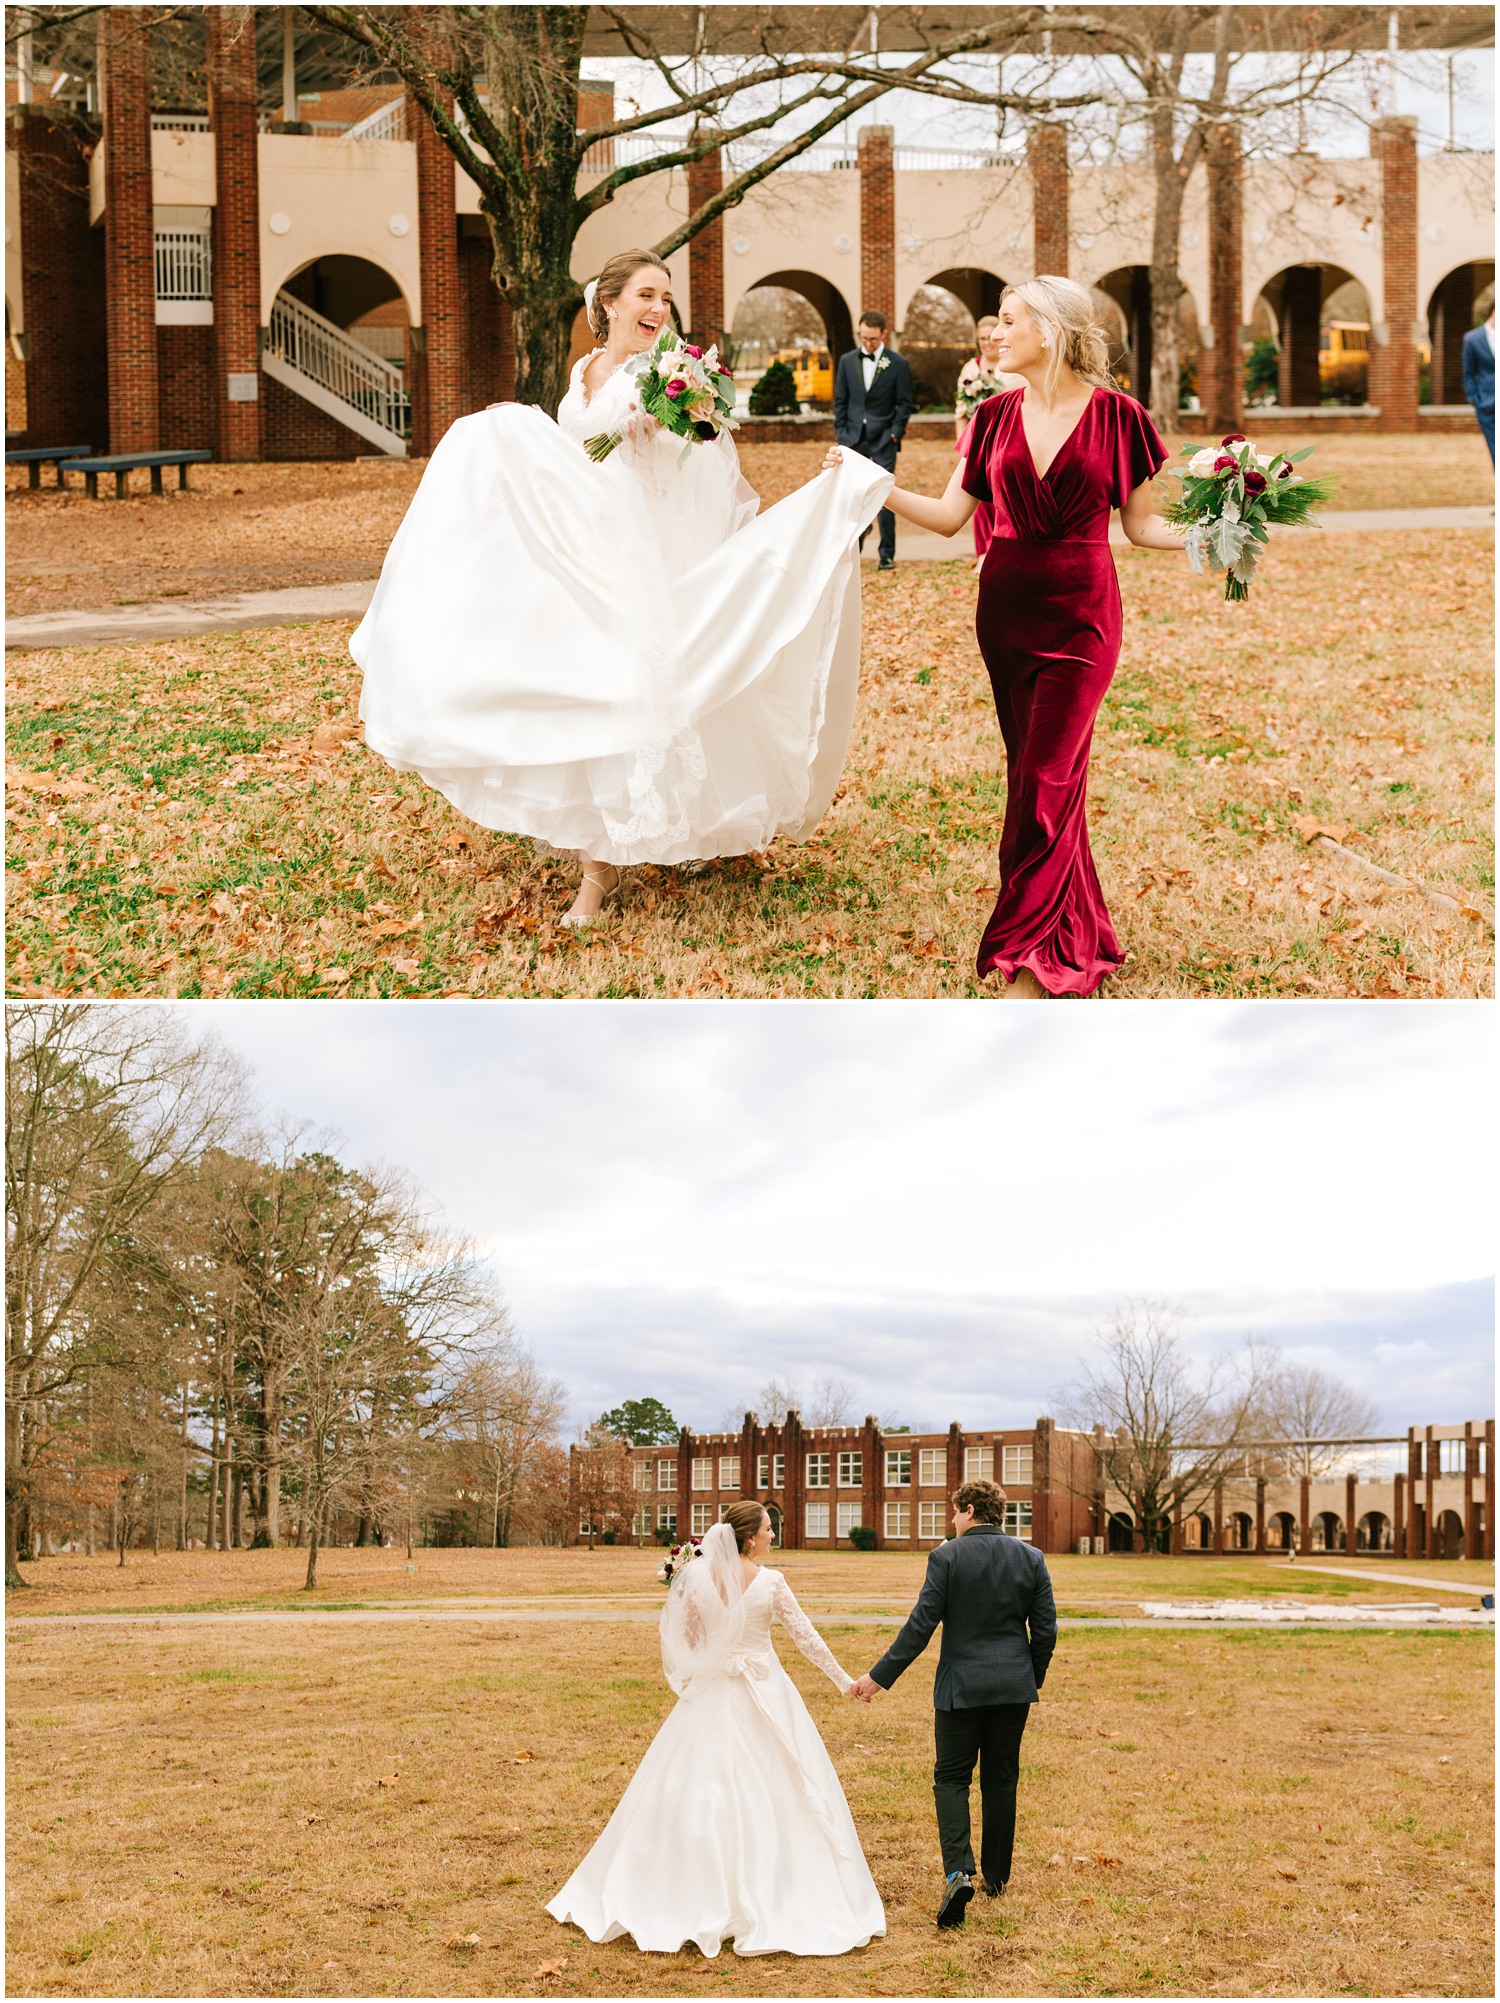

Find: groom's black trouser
<box><xmin>933</xmin><ymin>1701</ymin><xmax>1030</xmax><ymax>1888</ymax></box>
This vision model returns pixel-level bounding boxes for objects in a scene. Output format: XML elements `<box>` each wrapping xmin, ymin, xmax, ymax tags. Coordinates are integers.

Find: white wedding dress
<box><xmin>351</xmin><ymin>355</ymin><xmax>892</xmax><ymax>865</ymax></box>
<box><xmin>547</xmin><ymin>1537</ymin><xmax>885</xmax><ymax>1958</ymax></box>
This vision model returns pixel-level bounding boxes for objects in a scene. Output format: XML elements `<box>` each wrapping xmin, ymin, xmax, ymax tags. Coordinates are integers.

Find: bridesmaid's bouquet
<box><xmin>584</xmin><ymin>331</ymin><xmax>738</xmax><ymax>463</ymax></box>
<box><xmin>955</xmin><ymin>370</ymin><xmax>1007</xmax><ymax>422</ymax></box>
<box><xmin>1164</xmin><ymin>434</ymin><xmax>1334</xmax><ymax>602</ymax></box>
<box><xmin>657</xmin><ymin>1536</ymin><xmax>703</xmax><ymax>1586</ymax></box>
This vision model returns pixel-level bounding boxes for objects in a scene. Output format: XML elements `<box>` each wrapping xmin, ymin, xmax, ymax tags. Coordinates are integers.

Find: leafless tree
<box><xmin>447</xmin><ymin>1340</ymin><xmax>567</xmax><ymax>1548</ymax></box>
<box><xmin>1055</xmin><ymin>1298</ymin><xmax>1277</xmax><ymax>1550</ymax></box>
<box><xmin>572</xmin><ymin>1421</ymin><xmax>633</xmax><ymax>1551</ymax></box>
<box><xmin>4</xmin><ymin>1003</ymin><xmax>241</xmax><ymax>1587</ymax></box>
<box><xmin>1255</xmin><ymin>1355</ymin><xmax>1380</xmax><ymax>1478</ymax></box>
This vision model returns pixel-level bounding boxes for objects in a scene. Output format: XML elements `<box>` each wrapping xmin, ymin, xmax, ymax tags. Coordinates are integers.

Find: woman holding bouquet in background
<box><xmin>834</xmin><ymin>276</ymin><xmax>1189</xmax><ymax>998</ymax></box>
<box><xmin>354</xmin><ymin>250</ymin><xmax>890</xmax><ymax>926</ymax></box>
<box><xmin>953</xmin><ymin>315</ymin><xmax>1023</xmax><ymax>565</ymax></box>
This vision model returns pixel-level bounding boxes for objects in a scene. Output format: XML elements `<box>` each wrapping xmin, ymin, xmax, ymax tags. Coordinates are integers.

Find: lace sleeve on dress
<box><xmin>771</xmin><ymin>1573</ymin><xmax>853</xmax><ymax>1693</ymax></box>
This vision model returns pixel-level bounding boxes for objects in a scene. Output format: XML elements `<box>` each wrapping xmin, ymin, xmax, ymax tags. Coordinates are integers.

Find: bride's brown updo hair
<box><xmin>588</xmin><ymin>249</ymin><xmax>671</xmax><ymax>342</ymax></box>
<box><xmin>723</xmin><ymin>1499</ymin><xmax>771</xmax><ymax>1553</ymax></box>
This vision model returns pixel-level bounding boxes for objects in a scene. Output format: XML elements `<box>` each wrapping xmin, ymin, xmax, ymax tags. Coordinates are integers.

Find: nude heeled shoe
<box><xmin>561</xmin><ymin>864</ymin><xmax>620</xmax><ymax>928</ymax></box>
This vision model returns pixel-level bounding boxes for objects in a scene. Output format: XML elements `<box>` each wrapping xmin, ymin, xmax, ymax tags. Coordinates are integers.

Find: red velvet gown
<box><xmin>961</xmin><ymin>387</ymin><xmax>1167</xmax><ymax>996</ymax></box>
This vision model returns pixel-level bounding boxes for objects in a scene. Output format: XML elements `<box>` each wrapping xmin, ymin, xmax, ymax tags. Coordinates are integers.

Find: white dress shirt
<box><xmin>860</xmin><ymin>344</ymin><xmax>885</xmax><ymax>388</ymax></box>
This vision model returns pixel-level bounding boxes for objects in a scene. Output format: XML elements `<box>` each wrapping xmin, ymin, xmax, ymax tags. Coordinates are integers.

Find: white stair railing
<box><xmin>155</xmin><ymin>226</ymin><xmax>213</xmax><ymax>300</ymax></box>
<box><xmin>340</xmin><ymin>97</ymin><xmax>407</xmax><ymax>143</ymax></box>
<box><xmin>265</xmin><ymin>290</ymin><xmax>410</xmax><ymax>443</ymax></box>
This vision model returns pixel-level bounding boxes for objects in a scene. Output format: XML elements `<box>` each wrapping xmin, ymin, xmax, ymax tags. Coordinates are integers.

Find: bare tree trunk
<box><xmin>5</xmin><ymin>1391</ymin><xmax>27</xmax><ymax>1588</ymax></box>
<box><xmin>304</xmin><ymin>1485</ymin><xmax>322</xmax><ymax>1591</ymax></box>
<box><xmin>85</xmin><ymin>1503</ymin><xmax>96</xmax><ymax>1558</ymax></box>
<box><xmin>178</xmin><ymin>1385</ymin><xmax>189</xmax><ymax>1551</ymax></box>
<box><xmin>1148</xmin><ymin>102</ymin><xmax>1187</xmax><ymax>435</ymax></box>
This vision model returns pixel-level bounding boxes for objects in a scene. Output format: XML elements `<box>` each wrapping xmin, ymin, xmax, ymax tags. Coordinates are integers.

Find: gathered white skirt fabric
<box><xmin>351</xmin><ymin>404</ymin><xmax>892</xmax><ymax>866</ymax></box>
<box><xmin>546</xmin><ymin>1655</ymin><xmax>885</xmax><ymax>1958</ymax></box>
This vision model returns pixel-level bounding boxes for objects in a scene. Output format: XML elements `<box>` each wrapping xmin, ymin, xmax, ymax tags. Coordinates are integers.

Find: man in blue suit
<box><xmin>852</xmin><ymin>1478</ymin><xmax>1058</xmax><ymax>1927</ymax></box>
<box><xmin>834</xmin><ymin>309</ymin><xmax>916</xmax><ymax>568</ymax></box>
<box><xmin>1462</xmin><ymin>304</ymin><xmax>1495</xmax><ymax>465</ymax></box>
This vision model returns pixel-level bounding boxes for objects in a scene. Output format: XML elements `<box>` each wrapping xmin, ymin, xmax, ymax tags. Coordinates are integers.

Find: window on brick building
<box><xmin>579</xmin><ymin>1513</ymin><xmax>593</xmax><ymax>1536</ymax></box>
<box><xmin>964</xmin><ymin>1445</ymin><xmax>993</xmax><ymax>1481</ymax></box>
<box><xmin>756</xmin><ymin>1453</ymin><xmax>784</xmax><ymax>1487</ymax></box>
<box><xmin>806</xmin><ymin>1453</ymin><xmax>830</xmax><ymax>1488</ymax></box>
<box><xmin>657</xmin><ymin>1504</ymin><xmax>677</xmax><ymax>1532</ymax></box>
<box><xmin>885</xmin><ymin>1449</ymin><xmax>911</xmax><ymax>1486</ymax></box>
<box><xmin>773</xmin><ymin>1453</ymin><xmax>784</xmax><ymax>1487</ymax></box>
<box><xmin>919</xmin><ymin>1448</ymin><xmax>945</xmax><ymax>1487</ymax></box>
<box><xmin>837</xmin><ymin>1451</ymin><xmax>862</xmax><ymax>1488</ymax></box>
<box><xmin>836</xmin><ymin>1502</ymin><xmax>861</xmax><ymax>1539</ymax></box>
<box><xmin>657</xmin><ymin>1459</ymin><xmax>676</xmax><ymax>1490</ymax></box>
<box><xmin>719</xmin><ymin>1457</ymin><xmax>740</xmax><ymax>1489</ymax></box>
<box><xmin>885</xmin><ymin>1500</ymin><xmax>911</xmax><ymax>1539</ymax></box>
<box><xmin>1002</xmin><ymin>1445</ymin><xmax>1033</xmax><ymax>1486</ymax></box>
<box><xmin>633</xmin><ymin>1505</ymin><xmax>651</xmax><ymax>1538</ymax></box>
<box><xmin>633</xmin><ymin>1461</ymin><xmax>654</xmax><ymax>1490</ymax></box>
<box><xmin>1004</xmin><ymin>1502</ymin><xmax>1033</xmax><ymax>1540</ymax></box>
<box><xmin>691</xmin><ymin>1503</ymin><xmax>713</xmax><ymax>1535</ymax></box>
<box><xmin>692</xmin><ymin>1457</ymin><xmax>714</xmax><ymax>1490</ymax></box>
<box><xmin>758</xmin><ymin>1454</ymin><xmax>769</xmax><ymax>1487</ymax></box>
<box><xmin>805</xmin><ymin>1502</ymin><xmax>830</xmax><ymax>1539</ymax></box>
<box><xmin>919</xmin><ymin>1501</ymin><xmax>946</xmax><ymax>1540</ymax></box>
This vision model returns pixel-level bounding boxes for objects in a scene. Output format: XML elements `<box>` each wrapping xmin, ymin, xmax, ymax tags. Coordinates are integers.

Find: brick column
<box><xmin>1170</xmin><ymin>1498</ymin><xmax>1184</xmax><ymax>1556</ymax></box>
<box><xmin>1213</xmin><ymin>1478</ymin><xmax>1224</xmax><ymax>1555</ymax></box>
<box><xmin>1202</xmin><ymin>121</ymin><xmax>1243</xmax><ymax>434</ymax></box>
<box><xmin>1027</xmin><ymin>122</ymin><xmax>1069</xmax><ymax>277</ymax></box>
<box><xmin>1255</xmin><ymin>1476</ymin><xmax>1266</xmax><ymax>1553</ymax></box>
<box><xmin>784</xmin><ymin>1413</ymin><xmax>804</xmax><ymax>1551</ymax></box>
<box><xmin>1298</xmin><ymin>1476</ymin><xmax>1311</xmax><ymax>1557</ymax></box>
<box><xmin>103</xmin><ymin>6</ymin><xmax>159</xmax><ymax>452</ymax></box>
<box><xmin>1485</xmin><ymin>1419</ymin><xmax>1496</xmax><ymax>1562</ymax></box>
<box><xmin>1393</xmin><ymin>1471</ymin><xmax>1405</xmax><ymax>1558</ymax></box>
<box><xmin>207</xmin><ymin>6</ymin><xmax>261</xmax><ymax>461</ymax></box>
<box><xmin>857</xmin><ymin>125</ymin><xmax>895</xmax><ymax>326</ymax></box>
<box><xmin>410</xmin><ymin>19</ymin><xmax>463</xmax><ymax>455</ymax></box>
<box><xmin>1346</xmin><ymin>1472</ymin><xmax>1358</xmax><ymax>1554</ymax></box>
<box><xmin>1279</xmin><ymin>265</ymin><xmax>1322</xmax><ymax>407</ymax></box>
<box><xmin>1424</xmin><ymin>1426</ymin><xmax>1437</xmax><ymax>1559</ymax></box>
<box><xmin>677</xmin><ymin>1426</ymin><xmax>693</xmax><ymax>1542</ymax></box>
<box><xmin>8</xmin><ymin>107</ymin><xmax>108</xmax><ymax>448</ymax></box>
<box><xmin>686</xmin><ymin>128</ymin><xmax>725</xmax><ymax>350</ymax></box>
<box><xmin>1462</xmin><ymin>1424</ymin><xmax>1479</xmax><ymax>1561</ymax></box>
<box><xmin>1033</xmin><ymin>1418</ymin><xmax>1055</xmax><ymax>1554</ymax></box>
<box><xmin>863</xmin><ymin>1417</ymin><xmax>883</xmax><ymax>1547</ymax></box>
<box><xmin>1369</xmin><ymin>114</ymin><xmax>1419</xmax><ymax>430</ymax></box>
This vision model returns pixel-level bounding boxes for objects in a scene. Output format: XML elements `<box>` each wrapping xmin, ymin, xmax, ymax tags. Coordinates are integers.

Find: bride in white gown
<box><xmin>352</xmin><ymin>250</ymin><xmax>892</xmax><ymax>925</ymax></box>
<box><xmin>546</xmin><ymin>1503</ymin><xmax>885</xmax><ymax>1958</ymax></box>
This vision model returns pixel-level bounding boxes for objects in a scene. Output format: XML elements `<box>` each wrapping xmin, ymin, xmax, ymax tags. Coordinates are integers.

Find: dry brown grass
<box><xmin>4</xmin><ymin>434</ymin><xmax>1489</xmax><ymax>620</ymax></box>
<box><xmin>7</xmin><ymin>1546</ymin><xmax>1493</xmax><ymax>1620</ymax></box>
<box><xmin>6</xmin><ymin>1598</ymin><xmax>1492</xmax><ymax>1998</ymax></box>
<box><xmin>5</xmin><ymin>524</ymin><xmax>1492</xmax><ymax>998</ymax></box>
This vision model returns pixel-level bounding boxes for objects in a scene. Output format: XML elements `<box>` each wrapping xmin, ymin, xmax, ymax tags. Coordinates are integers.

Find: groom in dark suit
<box><xmin>852</xmin><ymin>1479</ymin><xmax>1057</xmax><ymax>1927</ymax></box>
<box><xmin>1462</xmin><ymin>304</ymin><xmax>1495</xmax><ymax>465</ymax></box>
<box><xmin>834</xmin><ymin>309</ymin><xmax>916</xmax><ymax>568</ymax></box>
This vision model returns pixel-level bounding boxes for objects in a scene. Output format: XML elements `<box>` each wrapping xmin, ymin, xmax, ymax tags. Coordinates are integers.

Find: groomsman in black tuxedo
<box><xmin>834</xmin><ymin>309</ymin><xmax>916</xmax><ymax>568</ymax></box>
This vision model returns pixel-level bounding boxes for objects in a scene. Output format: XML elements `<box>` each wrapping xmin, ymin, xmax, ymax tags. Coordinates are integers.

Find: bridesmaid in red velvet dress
<box><xmin>835</xmin><ymin>277</ymin><xmax>1188</xmax><ymax>997</ymax></box>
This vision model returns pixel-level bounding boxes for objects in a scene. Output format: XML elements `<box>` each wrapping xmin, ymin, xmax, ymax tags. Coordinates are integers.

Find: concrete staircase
<box><xmin>262</xmin><ymin>289</ymin><xmax>410</xmax><ymax>456</ymax></box>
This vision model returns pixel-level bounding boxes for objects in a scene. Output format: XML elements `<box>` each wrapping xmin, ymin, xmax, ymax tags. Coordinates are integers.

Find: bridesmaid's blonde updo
<box><xmin>723</xmin><ymin>1499</ymin><xmax>771</xmax><ymax>1553</ymax></box>
<box><xmin>588</xmin><ymin>249</ymin><xmax>671</xmax><ymax>342</ymax></box>
<box><xmin>1002</xmin><ymin>275</ymin><xmax>1117</xmax><ymax>402</ymax></box>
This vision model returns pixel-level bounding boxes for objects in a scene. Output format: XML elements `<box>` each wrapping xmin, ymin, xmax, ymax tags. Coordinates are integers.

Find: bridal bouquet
<box><xmin>1164</xmin><ymin>434</ymin><xmax>1334</xmax><ymax>602</ymax></box>
<box><xmin>657</xmin><ymin>1536</ymin><xmax>703</xmax><ymax>1586</ymax></box>
<box><xmin>955</xmin><ymin>371</ymin><xmax>1007</xmax><ymax>423</ymax></box>
<box><xmin>585</xmin><ymin>330</ymin><xmax>738</xmax><ymax>463</ymax></box>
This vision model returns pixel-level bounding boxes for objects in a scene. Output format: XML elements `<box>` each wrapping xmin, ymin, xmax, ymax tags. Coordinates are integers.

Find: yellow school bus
<box><xmin>776</xmin><ymin>347</ymin><xmax>834</xmax><ymax>404</ymax></box>
<box><xmin>1318</xmin><ymin>321</ymin><xmax>1369</xmax><ymax>381</ymax></box>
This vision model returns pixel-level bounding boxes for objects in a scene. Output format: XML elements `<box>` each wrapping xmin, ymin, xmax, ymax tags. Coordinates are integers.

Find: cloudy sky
<box><xmin>189</xmin><ymin>1002</ymin><xmax>1494</xmax><ymax>1439</ymax></box>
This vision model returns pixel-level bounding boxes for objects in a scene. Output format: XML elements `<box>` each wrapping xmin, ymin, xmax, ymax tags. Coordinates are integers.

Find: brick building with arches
<box><xmin>572</xmin><ymin>1413</ymin><xmax>1495</xmax><ymax>1561</ymax></box>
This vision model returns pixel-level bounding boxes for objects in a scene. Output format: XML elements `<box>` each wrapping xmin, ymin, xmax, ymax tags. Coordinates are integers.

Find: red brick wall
<box><xmin>858</xmin><ymin>126</ymin><xmax>895</xmax><ymax>326</ymax></box>
<box><xmin>409</xmin><ymin>14</ymin><xmax>463</xmax><ymax>457</ymax></box>
<box><xmin>1279</xmin><ymin>265</ymin><xmax>1323</xmax><ymax>407</ymax></box>
<box><xmin>1028</xmin><ymin>123</ymin><xmax>1069</xmax><ymax>278</ymax></box>
<box><xmin>686</xmin><ymin>134</ymin><xmax>725</xmax><ymax>346</ymax></box>
<box><xmin>208</xmin><ymin>4</ymin><xmax>262</xmax><ymax>460</ymax></box>
<box><xmin>1370</xmin><ymin>114</ymin><xmax>1419</xmax><ymax>431</ymax></box>
<box><xmin>103</xmin><ymin>6</ymin><xmax>159</xmax><ymax>452</ymax></box>
<box><xmin>262</xmin><ymin>372</ymin><xmax>367</xmax><ymax>459</ymax></box>
<box><xmin>459</xmin><ymin>230</ymin><xmax>515</xmax><ymax>408</ymax></box>
<box><xmin>158</xmin><ymin>323</ymin><xmax>216</xmax><ymax>450</ymax></box>
<box><xmin>1202</xmin><ymin>121</ymin><xmax>1243</xmax><ymax>435</ymax></box>
<box><xmin>7</xmin><ymin>108</ymin><xmax>108</xmax><ymax>448</ymax></box>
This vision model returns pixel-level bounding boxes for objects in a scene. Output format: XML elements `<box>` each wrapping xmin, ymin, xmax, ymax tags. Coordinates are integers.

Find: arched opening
<box><xmin>1249</xmin><ymin>264</ymin><xmax>1371</xmax><ymax>408</ymax></box>
<box><xmin>281</xmin><ymin>253</ymin><xmax>412</xmax><ymax>359</ymax></box>
<box><xmin>729</xmin><ymin>271</ymin><xmax>855</xmax><ymax>400</ymax></box>
<box><xmin>1268</xmin><ymin>1510</ymin><xmax>1298</xmax><ymax>1553</ymax></box>
<box><xmin>1231</xmin><ymin>1511</ymin><xmax>1254</xmax><ymax>1552</ymax></box>
<box><xmin>765</xmin><ymin>1502</ymin><xmax>784</xmax><ymax>1547</ymax></box>
<box><xmin>1090</xmin><ymin>267</ymin><xmax>1199</xmax><ymax>408</ymax></box>
<box><xmin>1108</xmin><ymin>1509</ymin><xmax>1136</xmax><ymax>1553</ymax></box>
<box><xmin>1436</xmin><ymin>1508</ymin><xmax>1466</xmax><ymax>1559</ymax></box>
<box><xmin>1426</xmin><ymin>259</ymin><xmax>1496</xmax><ymax>403</ymax></box>
<box><xmin>901</xmin><ymin>268</ymin><xmax>1008</xmax><ymax>408</ymax></box>
<box><xmin>266</xmin><ymin>254</ymin><xmax>413</xmax><ymax>455</ymax></box>
<box><xmin>1312</xmin><ymin>1511</ymin><xmax>1344</xmax><ymax>1554</ymax></box>
<box><xmin>1184</xmin><ymin>1512</ymin><xmax>1213</xmax><ymax>1551</ymax></box>
<box><xmin>1357</xmin><ymin>1510</ymin><xmax>1391</xmax><ymax>1554</ymax></box>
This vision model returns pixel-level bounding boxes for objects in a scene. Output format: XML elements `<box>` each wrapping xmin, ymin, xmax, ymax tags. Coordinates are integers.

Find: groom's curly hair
<box><xmin>952</xmin><ymin>1480</ymin><xmax>1008</xmax><ymax>1525</ymax></box>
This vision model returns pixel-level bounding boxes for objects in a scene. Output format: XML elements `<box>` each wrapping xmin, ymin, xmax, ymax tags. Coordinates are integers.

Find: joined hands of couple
<box><xmin>847</xmin><ymin>1673</ymin><xmax>882</xmax><ymax>1704</ymax></box>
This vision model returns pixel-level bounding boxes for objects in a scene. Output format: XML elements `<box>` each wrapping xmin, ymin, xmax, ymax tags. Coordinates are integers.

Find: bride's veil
<box><xmin>659</xmin><ymin>1520</ymin><xmax>747</xmax><ymax>1698</ymax></box>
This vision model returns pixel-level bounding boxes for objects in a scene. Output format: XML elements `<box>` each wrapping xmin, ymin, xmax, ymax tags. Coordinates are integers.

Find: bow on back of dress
<box><xmin>659</xmin><ymin>1520</ymin><xmax>748</xmax><ymax>1697</ymax></box>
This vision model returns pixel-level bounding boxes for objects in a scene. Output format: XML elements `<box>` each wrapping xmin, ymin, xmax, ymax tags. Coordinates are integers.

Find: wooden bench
<box><xmin>68</xmin><ymin>448</ymin><xmax>213</xmax><ymax>499</ymax></box>
<box><xmin>5</xmin><ymin>445</ymin><xmax>94</xmax><ymax>489</ymax></box>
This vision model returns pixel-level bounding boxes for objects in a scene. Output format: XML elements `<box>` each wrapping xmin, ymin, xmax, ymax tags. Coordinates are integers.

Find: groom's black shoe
<box><xmin>981</xmin><ymin>1879</ymin><xmax>1007</xmax><ymax>1897</ymax></box>
<box><xmin>936</xmin><ymin>1872</ymin><xmax>973</xmax><ymax>1927</ymax></box>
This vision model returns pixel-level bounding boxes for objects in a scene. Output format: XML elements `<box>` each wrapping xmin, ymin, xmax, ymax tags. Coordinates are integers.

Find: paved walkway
<box><xmin>1292</xmin><ymin>1563</ymin><xmax>1493</xmax><ymax>1598</ymax></box>
<box><xmin>5</xmin><ymin>506</ymin><xmax>1491</xmax><ymax>651</ymax></box>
